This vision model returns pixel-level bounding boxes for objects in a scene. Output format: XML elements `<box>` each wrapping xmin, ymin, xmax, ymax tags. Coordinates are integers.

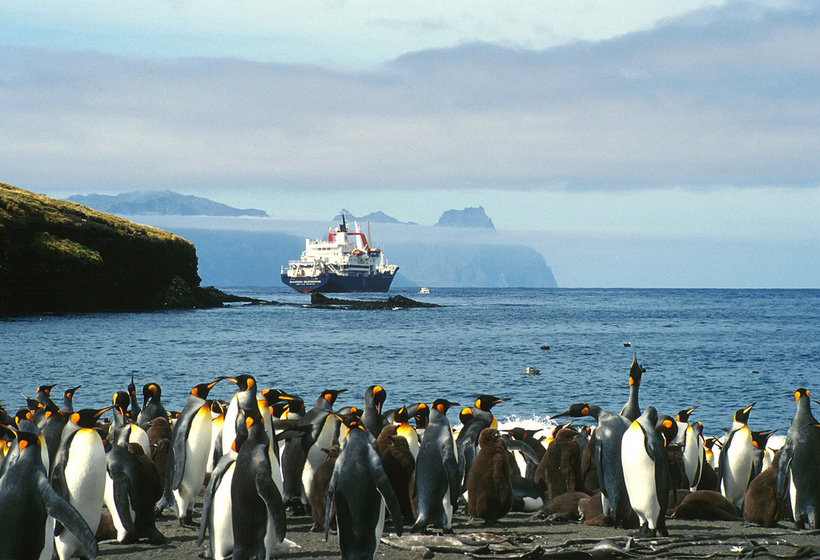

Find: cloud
<box><xmin>0</xmin><ymin>1</ymin><xmax>817</xmax><ymax>194</ymax></box>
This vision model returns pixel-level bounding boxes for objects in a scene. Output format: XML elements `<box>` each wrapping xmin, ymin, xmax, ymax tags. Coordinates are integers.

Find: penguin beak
<box><xmin>552</xmin><ymin>410</ymin><xmax>571</xmax><ymax>418</ymax></box>
<box><xmin>94</xmin><ymin>406</ymin><xmax>113</xmax><ymax>418</ymax></box>
<box><xmin>744</xmin><ymin>403</ymin><xmax>756</xmax><ymax>414</ymax></box>
<box><xmin>207</xmin><ymin>379</ymin><xmax>221</xmax><ymax>389</ymax></box>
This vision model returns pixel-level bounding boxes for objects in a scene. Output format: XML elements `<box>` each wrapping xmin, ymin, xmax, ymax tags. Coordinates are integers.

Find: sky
<box><xmin>1</xmin><ymin>0</ymin><xmax>818</xmax><ymax>287</ymax></box>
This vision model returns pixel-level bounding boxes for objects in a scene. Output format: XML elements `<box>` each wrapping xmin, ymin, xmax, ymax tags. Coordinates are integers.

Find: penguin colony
<box><xmin>1</xmin><ymin>360</ymin><xmax>819</xmax><ymax>560</ymax></box>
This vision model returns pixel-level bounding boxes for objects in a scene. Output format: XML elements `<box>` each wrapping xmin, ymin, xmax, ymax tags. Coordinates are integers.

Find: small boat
<box><xmin>418</xmin><ymin>287</ymin><xmax>430</xmax><ymax>294</ymax></box>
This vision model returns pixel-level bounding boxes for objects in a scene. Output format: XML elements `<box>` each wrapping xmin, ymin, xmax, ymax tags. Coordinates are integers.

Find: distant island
<box><xmin>435</xmin><ymin>206</ymin><xmax>495</xmax><ymax>229</ymax></box>
<box><xmin>0</xmin><ymin>183</ymin><xmax>226</xmax><ymax>313</ymax></box>
<box><xmin>68</xmin><ymin>190</ymin><xmax>268</xmax><ymax>217</ymax></box>
<box><xmin>332</xmin><ymin>209</ymin><xmax>416</xmax><ymax>225</ymax></box>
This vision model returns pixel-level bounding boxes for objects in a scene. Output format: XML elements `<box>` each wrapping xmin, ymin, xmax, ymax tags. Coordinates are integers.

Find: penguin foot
<box><xmin>309</xmin><ymin>523</ymin><xmax>322</xmax><ymax>533</ymax></box>
<box><xmin>601</xmin><ymin>515</ymin><xmax>614</xmax><ymax>527</ymax></box>
<box><xmin>119</xmin><ymin>532</ymin><xmax>138</xmax><ymax>545</ymax></box>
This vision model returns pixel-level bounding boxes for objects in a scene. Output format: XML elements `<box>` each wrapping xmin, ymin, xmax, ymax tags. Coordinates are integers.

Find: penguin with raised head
<box><xmin>719</xmin><ymin>403</ymin><xmax>756</xmax><ymax>509</ymax></box>
<box><xmin>674</xmin><ymin>407</ymin><xmax>698</xmax><ymax>445</ymax></box>
<box><xmin>62</xmin><ymin>386</ymin><xmax>81</xmax><ymax>414</ymax></box>
<box><xmin>231</xmin><ymin>410</ymin><xmax>295</xmax><ymax>560</ymax></box>
<box><xmin>51</xmin><ymin>406</ymin><xmax>111</xmax><ymax>560</ymax></box>
<box><xmin>39</xmin><ymin>403</ymin><xmax>66</xmax><ymax>475</ymax></box>
<box><xmin>362</xmin><ymin>385</ymin><xmax>387</xmax><ymax>439</ymax></box>
<box><xmin>411</xmin><ymin>398</ymin><xmax>461</xmax><ymax>534</ymax></box>
<box><xmin>621</xmin><ymin>406</ymin><xmax>672</xmax><ymax>537</ymax></box>
<box><xmin>0</xmin><ymin>430</ymin><xmax>98</xmax><ymax>560</ymax></box>
<box><xmin>325</xmin><ymin>413</ymin><xmax>403</xmax><ymax>560</ymax></box>
<box><xmin>467</xmin><ymin>427</ymin><xmax>513</xmax><ymax>523</ymax></box>
<box><xmin>777</xmin><ymin>388</ymin><xmax>820</xmax><ymax>529</ymax></box>
<box><xmin>35</xmin><ymin>384</ymin><xmax>58</xmax><ymax>408</ymax></box>
<box><xmin>207</xmin><ymin>400</ymin><xmax>226</xmax><ymax>474</ymax></box>
<box><xmin>221</xmin><ymin>375</ymin><xmax>259</xmax><ymax>456</ymax></box>
<box><xmin>165</xmin><ymin>379</ymin><xmax>221</xmax><ymax>527</ymax></box>
<box><xmin>137</xmin><ymin>382</ymin><xmax>167</xmax><ymax>428</ymax></box>
<box><xmin>619</xmin><ymin>353</ymin><xmax>644</xmax><ymax>421</ymax></box>
<box><xmin>127</xmin><ymin>375</ymin><xmax>141</xmax><ymax>422</ymax></box>
<box><xmin>682</xmin><ymin>421</ymin><xmax>705</xmax><ymax>491</ymax></box>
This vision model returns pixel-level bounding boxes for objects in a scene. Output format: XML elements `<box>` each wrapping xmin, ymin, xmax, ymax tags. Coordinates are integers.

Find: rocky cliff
<box><xmin>0</xmin><ymin>183</ymin><xmax>219</xmax><ymax>313</ymax></box>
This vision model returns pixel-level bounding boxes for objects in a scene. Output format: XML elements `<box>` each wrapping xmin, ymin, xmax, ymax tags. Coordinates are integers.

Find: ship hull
<box><xmin>281</xmin><ymin>271</ymin><xmax>396</xmax><ymax>293</ymax></box>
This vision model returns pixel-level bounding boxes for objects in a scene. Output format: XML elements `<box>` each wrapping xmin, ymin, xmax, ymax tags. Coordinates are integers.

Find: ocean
<box><xmin>2</xmin><ymin>288</ymin><xmax>818</xmax><ymax>437</ymax></box>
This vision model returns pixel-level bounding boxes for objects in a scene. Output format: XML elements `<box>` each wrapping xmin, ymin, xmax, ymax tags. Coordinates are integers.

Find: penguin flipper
<box><xmin>370</xmin><ymin>445</ymin><xmax>404</xmax><ymax>536</ymax></box>
<box><xmin>171</xmin><ymin>403</ymin><xmax>198</xmax><ymax>490</ymax></box>
<box><xmin>775</xmin><ymin>437</ymin><xmax>794</xmax><ymax>499</ymax></box>
<box><xmin>38</xmin><ymin>475</ymin><xmax>99</xmax><ymax>559</ymax></box>
<box><xmin>324</xmin><ymin>468</ymin><xmax>339</xmax><ymax>541</ymax></box>
<box><xmin>256</xmin><ymin>469</ymin><xmax>287</xmax><ymax>543</ymax></box>
<box><xmin>198</xmin><ymin>455</ymin><xmax>231</xmax><ymax>546</ymax></box>
<box><xmin>111</xmin><ymin>470</ymin><xmax>137</xmax><ymax>535</ymax></box>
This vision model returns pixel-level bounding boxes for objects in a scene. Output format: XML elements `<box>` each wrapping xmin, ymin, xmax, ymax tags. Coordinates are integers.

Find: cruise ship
<box><xmin>281</xmin><ymin>213</ymin><xmax>399</xmax><ymax>293</ymax></box>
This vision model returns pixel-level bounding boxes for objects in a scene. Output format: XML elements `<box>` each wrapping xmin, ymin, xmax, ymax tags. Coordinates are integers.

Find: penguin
<box><xmin>718</xmin><ymin>403</ymin><xmax>756</xmax><ymax>509</ymax></box>
<box><xmin>362</xmin><ymin>385</ymin><xmax>387</xmax><ymax>439</ymax></box>
<box><xmin>505</xmin><ymin>427</ymin><xmax>547</xmax><ymax>481</ymax></box>
<box><xmin>407</xmin><ymin>402</ymin><xmax>429</xmax><ymax>439</ymax></box>
<box><xmin>619</xmin><ymin>353</ymin><xmax>644</xmax><ymax>421</ymax></box>
<box><xmin>104</xmin><ymin>402</ymin><xmax>166</xmax><ymax>544</ymax></box>
<box><xmin>776</xmin><ymin>388</ymin><xmax>820</xmax><ymax>529</ymax></box>
<box><xmin>456</xmin><ymin>395</ymin><xmax>506</xmax><ymax>493</ymax></box>
<box><xmin>309</xmin><ymin>444</ymin><xmax>341</xmax><ymax>532</ymax></box>
<box><xmin>62</xmin><ymin>386</ymin><xmax>81</xmax><ymax>414</ymax></box>
<box><xmin>672</xmin><ymin>490</ymin><xmax>742</xmax><ymax>521</ymax></box>
<box><xmin>377</xmin><ymin>424</ymin><xmax>416</xmax><ymax>524</ymax></box>
<box><xmin>207</xmin><ymin>400</ymin><xmax>226</xmax><ymax>474</ymax></box>
<box><xmin>536</xmin><ymin>423</ymin><xmax>583</xmax><ymax>499</ymax></box>
<box><xmin>221</xmin><ymin>375</ymin><xmax>259</xmax><ymax>457</ymax></box>
<box><xmin>231</xmin><ymin>412</ymin><xmax>294</xmax><ymax>560</ymax></box>
<box><xmin>51</xmin><ymin>407</ymin><xmax>111</xmax><ymax>560</ymax></box>
<box><xmin>745</xmin><ymin>449</ymin><xmax>784</xmax><ymax>527</ymax></box>
<box><xmin>325</xmin><ymin>413</ymin><xmax>403</xmax><ymax>560</ymax></box>
<box><xmin>126</xmin><ymin>375</ymin><xmax>141</xmax><ymax>422</ymax></box>
<box><xmin>136</xmin><ymin>382</ymin><xmax>167</xmax><ymax>429</ymax></box>
<box><xmin>621</xmin><ymin>406</ymin><xmax>671</xmax><ymax>537</ymax></box>
<box><xmin>466</xmin><ymin>427</ymin><xmax>513</xmax><ymax>523</ymax></box>
<box><xmin>39</xmin><ymin>403</ymin><xmax>66</xmax><ymax>475</ymax></box>
<box><xmin>0</xmin><ymin>430</ymin><xmax>98</xmax><ymax>560</ymax></box>
<box><xmin>411</xmin><ymin>398</ymin><xmax>461</xmax><ymax>533</ymax></box>
<box><xmin>302</xmin><ymin>409</ymin><xmax>345</xmax><ymax>506</ymax></box>
<box><xmin>682</xmin><ymin>420</ymin><xmax>705</xmax><ymax>491</ymax></box>
<box><xmin>536</xmin><ymin>491</ymin><xmax>589</xmax><ymax>522</ymax></box>
<box><xmin>553</xmin><ymin>403</ymin><xmax>633</xmax><ymax>528</ymax></box>
<box><xmin>35</xmin><ymin>384</ymin><xmax>58</xmax><ymax>408</ymax></box>
<box><xmin>674</xmin><ymin>406</ymin><xmax>698</xmax><ymax>445</ymax></box>
<box><xmin>165</xmin><ymin>379</ymin><xmax>220</xmax><ymax>526</ymax></box>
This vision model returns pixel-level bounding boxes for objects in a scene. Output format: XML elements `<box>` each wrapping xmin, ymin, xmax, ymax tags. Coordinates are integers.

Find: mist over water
<box><xmin>3</xmin><ymin>288</ymin><xmax>818</xmax><ymax>436</ymax></box>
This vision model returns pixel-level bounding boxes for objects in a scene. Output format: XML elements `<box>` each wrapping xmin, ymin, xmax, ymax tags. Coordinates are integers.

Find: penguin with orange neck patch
<box><xmin>719</xmin><ymin>403</ymin><xmax>756</xmax><ymax>509</ymax></box>
<box><xmin>619</xmin><ymin>354</ymin><xmax>644</xmax><ymax>421</ymax></box>
<box><xmin>777</xmin><ymin>388</ymin><xmax>820</xmax><ymax>529</ymax></box>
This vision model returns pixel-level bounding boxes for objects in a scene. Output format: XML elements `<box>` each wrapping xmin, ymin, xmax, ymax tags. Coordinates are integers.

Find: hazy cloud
<box><xmin>1</xmin><ymin>1</ymin><xmax>817</xmax><ymax>194</ymax></box>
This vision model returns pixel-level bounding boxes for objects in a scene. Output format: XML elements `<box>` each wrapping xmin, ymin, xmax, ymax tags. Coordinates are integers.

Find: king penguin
<box><xmin>719</xmin><ymin>403</ymin><xmax>756</xmax><ymax>509</ymax></box>
<box><xmin>166</xmin><ymin>379</ymin><xmax>221</xmax><ymax>526</ymax></box>
<box><xmin>393</xmin><ymin>406</ymin><xmax>421</xmax><ymax>460</ymax></box>
<box><xmin>466</xmin><ymin>427</ymin><xmax>513</xmax><ymax>523</ymax></box>
<box><xmin>362</xmin><ymin>385</ymin><xmax>387</xmax><ymax>439</ymax></box>
<box><xmin>137</xmin><ymin>382</ymin><xmax>168</xmax><ymax>429</ymax></box>
<box><xmin>682</xmin><ymin>421</ymin><xmax>705</xmax><ymax>491</ymax></box>
<box><xmin>325</xmin><ymin>413</ymin><xmax>403</xmax><ymax>560</ymax></box>
<box><xmin>61</xmin><ymin>386</ymin><xmax>81</xmax><ymax>414</ymax></box>
<box><xmin>411</xmin><ymin>398</ymin><xmax>461</xmax><ymax>534</ymax></box>
<box><xmin>51</xmin><ymin>407</ymin><xmax>111</xmax><ymax>560</ymax></box>
<box><xmin>777</xmin><ymin>388</ymin><xmax>820</xmax><ymax>529</ymax></box>
<box><xmin>0</xmin><ymin>431</ymin><xmax>98</xmax><ymax>560</ymax></box>
<box><xmin>621</xmin><ymin>406</ymin><xmax>671</xmax><ymax>536</ymax></box>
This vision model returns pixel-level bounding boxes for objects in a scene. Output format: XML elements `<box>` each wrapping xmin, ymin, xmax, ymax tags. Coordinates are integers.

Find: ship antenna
<box><xmin>367</xmin><ymin>221</ymin><xmax>372</xmax><ymax>251</ymax></box>
<box><xmin>340</xmin><ymin>210</ymin><xmax>347</xmax><ymax>233</ymax></box>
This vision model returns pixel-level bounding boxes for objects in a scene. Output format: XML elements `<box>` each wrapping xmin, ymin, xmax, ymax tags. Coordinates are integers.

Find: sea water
<box><xmin>2</xmin><ymin>288</ymin><xmax>818</xmax><ymax>437</ymax></box>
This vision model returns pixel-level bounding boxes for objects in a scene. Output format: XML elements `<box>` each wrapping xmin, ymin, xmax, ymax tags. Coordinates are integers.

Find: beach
<box><xmin>98</xmin><ymin>505</ymin><xmax>820</xmax><ymax>559</ymax></box>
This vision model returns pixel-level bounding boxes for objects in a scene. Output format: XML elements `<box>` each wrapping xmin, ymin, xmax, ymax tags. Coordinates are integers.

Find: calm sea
<box><xmin>2</xmin><ymin>288</ymin><xmax>818</xmax><ymax>437</ymax></box>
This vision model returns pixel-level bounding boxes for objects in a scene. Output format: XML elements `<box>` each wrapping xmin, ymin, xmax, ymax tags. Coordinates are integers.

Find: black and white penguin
<box><xmin>393</xmin><ymin>406</ymin><xmax>420</xmax><ymax>460</ymax></box>
<box><xmin>35</xmin><ymin>384</ymin><xmax>58</xmax><ymax>408</ymax></box>
<box><xmin>682</xmin><ymin>420</ymin><xmax>705</xmax><ymax>491</ymax></box>
<box><xmin>325</xmin><ymin>413</ymin><xmax>403</xmax><ymax>560</ymax></box>
<box><xmin>553</xmin><ymin>402</ymin><xmax>633</xmax><ymax>527</ymax></box>
<box><xmin>362</xmin><ymin>385</ymin><xmax>387</xmax><ymax>439</ymax></box>
<box><xmin>621</xmin><ymin>406</ymin><xmax>672</xmax><ymax>536</ymax></box>
<box><xmin>126</xmin><ymin>375</ymin><xmax>141</xmax><ymax>422</ymax></box>
<box><xmin>231</xmin><ymin>411</ymin><xmax>295</xmax><ymax>560</ymax></box>
<box><xmin>0</xmin><ymin>430</ymin><xmax>98</xmax><ymax>560</ymax></box>
<box><xmin>719</xmin><ymin>403</ymin><xmax>756</xmax><ymax>509</ymax></box>
<box><xmin>166</xmin><ymin>379</ymin><xmax>220</xmax><ymax>526</ymax></box>
<box><xmin>456</xmin><ymin>395</ymin><xmax>506</xmax><ymax>494</ymax></box>
<box><xmin>777</xmin><ymin>388</ymin><xmax>820</xmax><ymax>529</ymax></box>
<box><xmin>51</xmin><ymin>407</ymin><xmax>111</xmax><ymax>560</ymax></box>
<box><xmin>137</xmin><ymin>382</ymin><xmax>168</xmax><ymax>428</ymax></box>
<box><xmin>411</xmin><ymin>398</ymin><xmax>461</xmax><ymax>533</ymax></box>
<box><xmin>619</xmin><ymin>353</ymin><xmax>644</xmax><ymax>421</ymax></box>
<box><xmin>674</xmin><ymin>406</ymin><xmax>698</xmax><ymax>445</ymax></box>
<box><xmin>467</xmin><ymin>427</ymin><xmax>513</xmax><ymax>523</ymax></box>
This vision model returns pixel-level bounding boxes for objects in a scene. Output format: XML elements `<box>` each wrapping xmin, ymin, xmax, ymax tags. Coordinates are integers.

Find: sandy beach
<box><xmin>97</xmin><ymin>503</ymin><xmax>820</xmax><ymax>559</ymax></box>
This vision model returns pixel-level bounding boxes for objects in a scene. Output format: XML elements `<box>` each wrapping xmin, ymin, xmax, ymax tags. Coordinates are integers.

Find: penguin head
<box><xmin>794</xmin><ymin>388</ymin><xmax>810</xmax><ymax>403</ymax></box>
<box><xmin>334</xmin><ymin>412</ymin><xmax>366</xmax><ymax>435</ymax></box>
<box><xmin>221</xmin><ymin>375</ymin><xmax>255</xmax><ymax>392</ymax></box>
<box><xmin>64</xmin><ymin>385</ymin><xmax>81</xmax><ymax>401</ymax></box>
<box><xmin>475</xmin><ymin>395</ymin><xmax>507</xmax><ymax>412</ymax></box>
<box><xmin>432</xmin><ymin>399</ymin><xmax>459</xmax><ymax>416</ymax></box>
<box><xmin>733</xmin><ymin>403</ymin><xmax>755</xmax><ymax>425</ymax></box>
<box><xmin>70</xmin><ymin>407</ymin><xmax>113</xmax><ymax>429</ymax></box>
<box><xmin>13</xmin><ymin>408</ymin><xmax>36</xmax><ymax>430</ymax></box>
<box><xmin>42</xmin><ymin>403</ymin><xmax>60</xmax><ymax>420</ymax></box>
<box><xmin>15</xmin><ymin>430</ymin><xmax>40</xmax><ymax>453</ymax></box>
<box><xmin>320</xmin><ymin>389</ymin><xmax>347</xmax><ymax>406</ymax></box>
<box><xmin>366</xmin><ymin>385</ymin><xmax>387</xmax><ymax>413</ymax></box>
<box><xmin>478</xmin><ymin>427</ymin><xmax>503</xmax><ymax>448</ymax></box>
<box><xmin>656</xmin><ymin>415</ymin><xmax>678</xmax><ymax>446</ymax></box>
<box><xmin>36</xmin><ymin>384</ymin><xmax>56</xmax><ymax>397</ymax></box>
<box><xmin>554</xmin><ymin>403</ymin><xmax>592</xmax><ymax>418</ymax></box>
<box><xmin>675</xmin><ymin>406</ymin><xmax>697</xmax><ymax>423</ymax></box>
<box><xmin>282</xmin><ymin>398</ymin><xmax>305</xmax><ymax>418</ymax></box>
<box><xmin>459</xmin><ymin>407</ymin><xmax>474</xmax><ymax>426</ymax></box>
<box><xmin>142</xmin><ymin>382</ymin><xmax>162</xmax><ymax>405</ymax></box>
<box><xmin>410</xmin><ymin>402</ymin><xmax>429</xmax><ymax>428</ymax></box>
<box><xmin>629</xmin><ymin>353</ymin><xmax>643</xmax><ymax>385</ymax></box>
<box><xmin>127</xmin><ymin>375</ymin><xmax>137</xmax><ymax>395</ymax></box>
<box><xmin>191</xmin><ymin>379</ymin><xmax>221</xmax><ymax>400</ymax></box>
<box><xmin>112</xmin><ymin>391</ymin><xmax>130</xmax><ymax>413</ymax></box>
<box><xmin>751</xmin><ymin>429</ymin><xmax>775</xmax><ymax>449</ymax></box>
<box><xmin>209</xmin><ymin>400</ymin><xmax>226</xmax><ymax>416</ymax></box>
<box><xmin>394</xmin><ymin>406</ymin><xmax>410</xmax><ymax>424</ymax></box>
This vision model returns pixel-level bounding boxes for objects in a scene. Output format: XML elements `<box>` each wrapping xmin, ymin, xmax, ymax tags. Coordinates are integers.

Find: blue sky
<box><xmin>1</xmin><ymin>0</ymin><xmax>818</xmax><ymax>287</ymax></box>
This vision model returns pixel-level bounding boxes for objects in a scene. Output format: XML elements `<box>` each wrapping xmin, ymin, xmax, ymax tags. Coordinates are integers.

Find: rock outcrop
<box><xmin>0</xmin><ymin>182</ymin><xmax>218</xmax><ymax>313</ymax></box>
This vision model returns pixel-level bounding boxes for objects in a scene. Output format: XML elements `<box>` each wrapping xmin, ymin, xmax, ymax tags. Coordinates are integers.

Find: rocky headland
<box><xmin>0</xmin><ymin>182</ymin><xmax>226</xmax><ymax>314</ymax></box>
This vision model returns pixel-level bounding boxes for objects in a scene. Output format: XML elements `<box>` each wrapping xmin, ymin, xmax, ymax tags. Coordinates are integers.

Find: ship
<box><xmin>281</xmin><ymin>213</ymin><xmax>399</xmax><ymax>293</ymax></box>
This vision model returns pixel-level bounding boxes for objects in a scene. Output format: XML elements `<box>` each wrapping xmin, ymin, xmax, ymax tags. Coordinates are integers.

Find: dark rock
<box><xmin>435</xmin><ymin>206</ymin><xmax>495</xmax><ymax>229</ymax></box>
<box><xmin>309</xmin><ymin>293</ymin><xmax>439</xmax><ymax>309</ymax></box>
